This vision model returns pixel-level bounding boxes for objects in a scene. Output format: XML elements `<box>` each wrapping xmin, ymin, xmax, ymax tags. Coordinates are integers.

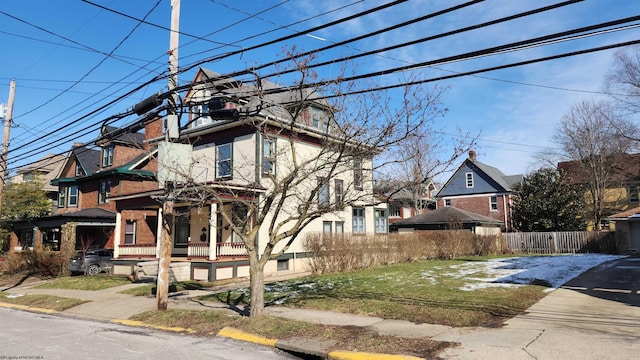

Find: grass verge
<box><xmin>0</xmin><ymin>292</ymin><xmax>88</xmax><ymax>311</ymax></box>
<box><xmin>131</xmin><ymin>309</ymin><xmax>452</xmax><ymax>359</ymax></box>
<box><xmin>33</xmin><ymin>275</ymin><xmax>132</xmax><ymax>290</ymax></box>
<box><xmin>119</xmin><ymin>280</ymin><xmax>216</xmax><ymax>296</ymax></box>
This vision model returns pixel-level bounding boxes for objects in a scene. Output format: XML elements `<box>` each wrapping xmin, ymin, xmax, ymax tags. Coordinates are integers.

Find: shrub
<box><xmin>3</xmin><ymin>249</ymin><xmax>67</xmax><ymax>277</ymax></box>
<box><xmin>304</xmin><ymin>231</ymin><xmax>503</xmax><ymax>274</ymax></box>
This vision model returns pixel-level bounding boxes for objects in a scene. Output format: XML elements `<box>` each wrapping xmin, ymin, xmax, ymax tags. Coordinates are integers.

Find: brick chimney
<box><xmin>469</xmin><ymin>149</ymin><xmax>477</xmax><ymax>162</ymax></box>
<box><xmin>145</xmin><ymin>117</ymin><xmax>163</xmax><ymax>144</ymax></box>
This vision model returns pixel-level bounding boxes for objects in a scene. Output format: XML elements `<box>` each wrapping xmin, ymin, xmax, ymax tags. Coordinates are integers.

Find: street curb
<box><xmin>217</xmin><ymin>326</ymin><xmax>278</xmax><ymax>347</ymax></box>
<box><xmin>0</xmin><ymin>302</ymin><xmax>58</xmax><ymax>314</ymax></box>
<box><xmin>217</xmin><ymin>326</ymin><xmax>425</xmax><ymax>360</ymax></box>
<box><xmin>112</xmin><ymin>319</ymin><xmax>195</xmax><ymax>333</ymax></box>
<box><xmin>328</xmin><ymin>350</ymin><xmax>424</xmax><ymax>360</ymax></box>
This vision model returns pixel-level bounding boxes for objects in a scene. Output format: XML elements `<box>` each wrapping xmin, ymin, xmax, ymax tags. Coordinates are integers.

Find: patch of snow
<box><xmin>457</xmin><ymin>254</ymin><xmax>625</xmax><ymax>291</ymax></box>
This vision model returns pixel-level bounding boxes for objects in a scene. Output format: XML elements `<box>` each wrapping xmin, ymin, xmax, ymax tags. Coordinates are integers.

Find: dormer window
<box><xmin>102</xmin><ymin>145</ymin><xmax>114</xmax><ymax>167</ymax></box>
<box><xmin>190</xmin><ymin>103</ymin><xmax>212</xmax><ymax>128</ymax></box>
<box><xmin>310</xmin><ymin>107</ymin><xmax>330</xmax><ymax>132</ymax></box>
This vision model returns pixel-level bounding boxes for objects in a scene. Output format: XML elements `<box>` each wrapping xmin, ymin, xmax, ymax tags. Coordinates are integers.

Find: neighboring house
<box><xmin>557</xmin><ymin>153</ymin><xmax>640</xmax><ymax>230</ymax></box>
<box><xmin>435</xmin><ymin>150</ymin><xmax>522</xmax><ymax>231</ymax></box>
<box><xmin>106</xmin><ymin>67</ymin><xmax>385</xmax><ymax>282</ymax></box>
<box><xmin>10</xmin><ymin>153</ymin><xmax>66</xmax><ymax>213</ymax></box>
<box><xmin>374</xmin><ymin>180</ymin><xmax>437</xmax><ymax>225</ymax></box>
<box><xmin>605</xmin><ymin>206</ymin><xmax>640</xmax><ymax>254</ymax></box>
<box><xmin>10</xmin><ymin>125</ymin><xmax>158</xmax><ymax>255</ymax></box>
<box><xmin>389</xmin><ymin>206</ymin><xmax>503</xmax><ymax>235</ymax></box>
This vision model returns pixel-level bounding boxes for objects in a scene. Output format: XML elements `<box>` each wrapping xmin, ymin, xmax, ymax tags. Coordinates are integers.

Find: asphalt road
<box><xmin>0</xmin><ymin>308</ymin><xmax>297</xmax><ymax>360</ymax></box>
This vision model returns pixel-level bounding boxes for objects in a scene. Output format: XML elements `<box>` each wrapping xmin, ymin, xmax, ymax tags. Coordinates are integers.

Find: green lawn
<box><xmin>33</xmin><ymin>275</ymin><xmax>132</xmax><ymax>291</ymax></box>
<box><xmin>201</xmin><ymin>258</ymin><xmax>548</xmax><ymax>327</ymax></box>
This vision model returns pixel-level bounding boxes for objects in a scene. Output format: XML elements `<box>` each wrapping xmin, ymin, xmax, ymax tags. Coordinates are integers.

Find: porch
<box><xmin>116</xmin><ymin>241</ymin><xmax>249</xmax><ymax>260</ymax></box>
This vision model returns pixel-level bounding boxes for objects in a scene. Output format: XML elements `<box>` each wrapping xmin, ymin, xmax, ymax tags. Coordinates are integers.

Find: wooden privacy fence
<box><xmin>504</xmin><ymin>231</ymin><xmax>616</xmax><ymax>254</ymax></box>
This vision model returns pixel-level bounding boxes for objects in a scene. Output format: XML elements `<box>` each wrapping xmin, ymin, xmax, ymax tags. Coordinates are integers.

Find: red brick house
<box><xmin>9</xmin><ymin>124</ymin><xmax>158</xmax><ymax>256</ymax></box>
<box><xmin>434</xmin><ymin>151</ymin><xmax>522</xmax><ymax>231</ymax></box>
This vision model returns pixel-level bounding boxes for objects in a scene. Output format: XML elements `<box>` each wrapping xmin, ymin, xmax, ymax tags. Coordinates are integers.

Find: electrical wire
<box><xmin>5</xmin><ymin>1</ymin><xmax>637</xmax><ymax>168</ymax></box>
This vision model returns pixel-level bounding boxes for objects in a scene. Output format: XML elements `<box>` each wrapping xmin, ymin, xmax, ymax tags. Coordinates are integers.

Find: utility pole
<box><xmin>157</xmin><ymin>0</ymin><xmax>180</xmax><ymax>311</ymax></box>
<box><xmin>0</xmin><ymin>79</ymin><xmax>16</xmax><ymax>218</ymax></box>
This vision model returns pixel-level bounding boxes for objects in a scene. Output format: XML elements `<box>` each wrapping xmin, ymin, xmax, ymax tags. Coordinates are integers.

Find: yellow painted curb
<box><xmin>112</xmin><ymin>319</ymin><xmax>195</xmax><ymax>333</ymax></box>
<box><xmin>329</xmin><ymin>350</ymin><xmax>424</xmax><ymax>360</ymax></box>
<box><xmin>0</xmin><ymin>301</ymin><xmax>57</xmax><ymax>314</ymax></box>
<box><xmin>217</xmin><ymin>327</ymin><xmax>278</xmax><ymax>347</ymax></box>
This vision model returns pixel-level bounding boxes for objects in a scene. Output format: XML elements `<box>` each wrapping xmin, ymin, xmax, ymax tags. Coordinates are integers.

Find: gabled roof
<box><xmin>390</xmin><ymin>206</ymin><xmax>503</xmax><ymax>226</ymax></box>
<box><xmin>187</xmin><ymin>67</ymin><xmax>333</xmax><ymax>123</ymax></box>
<box><xmin>473</xmin><ymin>160</ymin><xmax>522</xmax><ymax>191</ymax></box>
<box><xmin>74</xmin><ymin>146</ymin><xmax>101</xmax><ymax>176</ymax></box>
<box><xmin>52</xmin><ymin>147</ymin><xmax>155</xmax><ymax>185</ymax></box>
<box><xmin>13</xmin><ymin>153</ymin><xmax>66</xmax><ymax>192</ymax></box>
<box><xmin>436</xmin><ymin>152</ymin><xmax>523</xmax><ymax>198</ymax></box>
<box><xmin>558</xmin><ymin>153</ymin><xmax>640</xmax><ymax>184</ymax></box>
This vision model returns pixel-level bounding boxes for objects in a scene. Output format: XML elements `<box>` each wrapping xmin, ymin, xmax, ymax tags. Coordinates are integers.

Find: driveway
<box><xmin>435</xmin><ymin>256</ymin><xmax>640</xmax><ymax>359</ymax></box>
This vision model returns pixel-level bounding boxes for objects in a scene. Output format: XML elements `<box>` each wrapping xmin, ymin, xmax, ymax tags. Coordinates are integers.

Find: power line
<box><xmin>7</xmin><ymin>2</ymin><xmax>637</xmax><ymax>166</ymax></box>
<box><xmin>7</xmin><ymin>0</ymin><xmax>411</xmax><ymax>153</ymax></box>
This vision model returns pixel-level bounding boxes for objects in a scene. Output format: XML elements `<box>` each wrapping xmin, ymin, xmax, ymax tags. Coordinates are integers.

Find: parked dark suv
<box><xmin>69</xmin><ymin>249</ymin><xmax>113</xmax><ymax>275</ymax></box>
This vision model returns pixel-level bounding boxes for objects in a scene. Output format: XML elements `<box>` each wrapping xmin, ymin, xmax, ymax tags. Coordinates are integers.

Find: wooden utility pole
<box><xmin>157</xmin><ymin>0</ymin><xmax>180</xmax><ymax>311</ymax></box>
<box><xmin>0</xmin><ymin>79</ymin><xmax>16</xmax><ymax>217</ymax></box>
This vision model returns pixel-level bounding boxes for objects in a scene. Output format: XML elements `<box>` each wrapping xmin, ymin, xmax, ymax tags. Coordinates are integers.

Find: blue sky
<box><xmin>1</xmin><ymin>0</ymin><xmax>639</xmax><ymax>180</ymax></box>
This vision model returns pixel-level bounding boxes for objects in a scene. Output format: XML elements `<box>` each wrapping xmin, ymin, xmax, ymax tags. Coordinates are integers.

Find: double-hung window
<box><xmin>334</xmin><ymin>179</ymin><xmax>344</xmax><ymax>210</ymax></box>
<box><xmin>318</xmin><ymin>178</ymin><xmax>330</xmax><ymax>209</ymax></box>
<box><xmin>216</xmin><ymin>143</ymin><xmax>232</xmax><ymax>179</ymax></box>
<box><xmin>191</xmin><ymin>103</ymin><xmax>211</xmax><ymax>127</ymax></box>
<box><xmin>490</xmin><ymin>196</ymin><xmax>498</xmax><ymax>211</ymax></box>
<box><xmin>352</xmin><ymin>207</ymin><xmax>365</xmax><ymax>233</ymax></box>
<box><xmin>102</xmin><ymin>145</ymin><xmax>114</xmax><ymax>167</ymax></box>
<box><xmin>354</xmin><ymin>158</ymin><xmax>363</xmax><ymax>190</ymax></box>
<box><xmin>262</xmin><ymin>137</ymin><xmax>276</xmax><ymax>176</ymax></box>
<box><xmin>68</xmin><ymin>186</ymin><xmax>79</xmax><ymax>207</ymax></box>
<box><xmin>466</xmin><ymin>172</ymin><xmax>474</xmax><ymax>188</ymax></box>
<box><xmin>124</xmin><ymin>220</ymin><xmax>136</xmax><ymax>244</ymax></box>
<box><xmin>99</xmin><ymin>181</ymin><xmax>111</xmax><ymax>204</ymax></box>
<box><xmin>58</xmin><ymin>188</ymin><xmax>66</xmax><ymax>208</ymax></box>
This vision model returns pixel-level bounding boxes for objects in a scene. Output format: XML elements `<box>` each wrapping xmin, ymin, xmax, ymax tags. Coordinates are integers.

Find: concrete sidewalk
<box><xmin>3</xmin><ymin>257</ymin><xmax>640</xmax><ymax>359</ymax></box>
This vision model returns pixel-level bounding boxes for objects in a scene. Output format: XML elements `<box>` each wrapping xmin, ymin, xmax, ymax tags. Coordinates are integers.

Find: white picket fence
<box><xmin>504</xmin><ymin>231</ymin><xmax>616</xmax><ymax>254</ymax></box>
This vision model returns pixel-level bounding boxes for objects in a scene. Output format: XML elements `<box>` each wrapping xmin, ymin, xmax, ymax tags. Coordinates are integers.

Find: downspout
<box><xmin>502</xmin><ymin>194</ymin><xmax>508</xmax><ymax>232</ymax></box>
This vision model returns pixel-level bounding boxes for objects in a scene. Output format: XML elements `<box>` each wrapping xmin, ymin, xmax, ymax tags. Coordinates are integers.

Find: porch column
<box><xmin>209</xmin><ymin>203</ymin><xmax>217</xmax><ymax>260</ymax></box>
<box><xmin>156</xmin><ymin>207</ymin><xmax>163</xmax><ymax>259</ymax></box>
<box><xmin>114</xmin><ymin>212</ymin><xmax>122</xmax><ymax>258</ymax></box>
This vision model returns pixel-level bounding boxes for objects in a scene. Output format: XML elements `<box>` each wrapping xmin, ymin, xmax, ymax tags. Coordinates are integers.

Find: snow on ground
<box><xmin>458</xmin><ymin>254</ymin><xmax>626</xmax><ymax>292</ymax></box>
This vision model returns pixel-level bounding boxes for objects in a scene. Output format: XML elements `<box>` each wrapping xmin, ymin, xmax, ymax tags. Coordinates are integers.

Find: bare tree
<box><xmin>168</xmin><ymin>56</ymin><xmax>469</xmax><ymax>317</ymax></box>
<box><xmin>553</xmin><ymin>98</ymin><xmax>638</xmax><ymax>229</ymax></box>
<box><xmin>606</xmin><ymin>45</ymin><xmax>640</xmax><ymax>114</ymax></box>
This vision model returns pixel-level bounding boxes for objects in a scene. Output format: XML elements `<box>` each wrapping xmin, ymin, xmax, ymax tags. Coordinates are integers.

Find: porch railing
<box><xmin>119</xmin><ymin>242</ymin><xmax>248</xmax><ymax>260</ymax></box>
<box><xmin>187</xmin><ymin>242</ymin><xmax>210</xmax><ymax>258</ymax></box>
<box><xmin>216</xmin><ymin>242</ymin><xmax>248</xmax><ymax>257</ymax></box>
<box><xmin>118</xmin><ymin>243</ymin><xmax>157</xmax><ymax>257</ymax></box>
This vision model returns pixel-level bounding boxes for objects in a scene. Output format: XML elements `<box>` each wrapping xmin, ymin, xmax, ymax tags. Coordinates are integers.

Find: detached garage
<box><xmin>607</xmin><ymin>207</ymin><xmax>640</xmax><ymax>255</ymax></box>
<box><xmin>389</xmin><ymin>206</ymin><xmax>503</xmax><ymax>235</ymax></box>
